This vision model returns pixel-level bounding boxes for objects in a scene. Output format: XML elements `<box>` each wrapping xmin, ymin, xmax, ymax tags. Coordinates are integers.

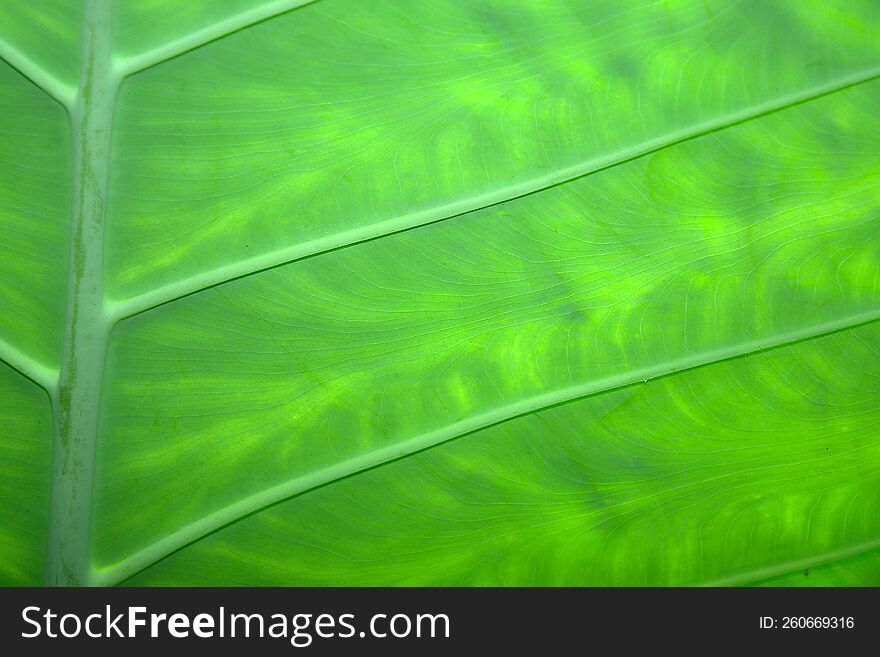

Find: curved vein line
<box><xmin>701</xmin><ymin>537</ymin><xmax>880</xmax><ymax>587</ymax></box>
<box><xmin>0</xmin><ymin>36</ymin><xmax>76</xmax><ymax>108</ymax></box>
<box><xmin>106</xmin><ymin>65</ymin><xmax>880</xmax><ymax>323</ymax></box>
<box><xmin>93</xmin><ymin>307</ymin><xmax>880</xmax><ymax>586</ymax></box>
<box><xmin>0</xmin><ymin>336</ymin><xmax>58</xmax><ymax>393</ymax></box>
<box><xmin>114</xmin><ymin>0</ymin><xmax>324</xmax><ymax>78</ymax></box>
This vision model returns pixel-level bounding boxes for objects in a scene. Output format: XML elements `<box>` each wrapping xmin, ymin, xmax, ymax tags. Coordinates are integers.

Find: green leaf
<box><xmin>0</xmin><ymin>0</ymin><xmax>878</xmax><ymax>586</ymax></box>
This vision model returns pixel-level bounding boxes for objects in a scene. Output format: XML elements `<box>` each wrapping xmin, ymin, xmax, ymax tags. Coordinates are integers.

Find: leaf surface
<box><xmin>0</xmin><ymin>0</ymin><xmax>878</xmax><ymax>586</ymax></box>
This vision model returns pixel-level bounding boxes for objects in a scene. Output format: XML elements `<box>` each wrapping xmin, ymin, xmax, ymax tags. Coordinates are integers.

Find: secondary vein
<box><xmin>106</xmin><ymin>65</ymin><xmax>880</xmax><ymax>323</ymax></box>
<box><xmin>114</xmin><ymin>0</ymin><xmax>324</xmax><ymax>77</ymax></box>
<box><xmin>0</xmin><ymin>337</ymin><xmax>58</xmax><ymax>394</ymax></box>
<box><xmin>701</xmin><ymin>536</ymin><xmax>880</xmax><ymax>587</ymax></box>
<box><xmin>93</xmin><ymin>307</ymin><xmax>880</xmax><ymax>586</ymax></box>
<box><xmin>0</xmin><ymin>36</ymin><xmax>76</xmax><ymax>108</ymax></box>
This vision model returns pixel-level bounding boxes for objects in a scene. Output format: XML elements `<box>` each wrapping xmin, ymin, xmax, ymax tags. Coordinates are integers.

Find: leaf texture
<box><xmin>0</xmin><ymin>0</ymin><xmax>878</xmax><ymax>586</ymax></box>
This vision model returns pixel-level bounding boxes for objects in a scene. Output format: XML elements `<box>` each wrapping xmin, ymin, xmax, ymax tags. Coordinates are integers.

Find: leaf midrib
<box><xmin>0</xmin><ymin>0</ymin><xmax>875</xmax><ymax>587</ymax></box>
<box><xmin>44</xmin><ymin>0</ymin><xmax>116</xmax><ymax>587</ymax></box>
<box><xmin>1</xmin><ymin>65</ymin><xmax>875</xmax><ymax>398</ymax></box>
<box><xmin>0</xmin><ymin>0</ymin><xmax>324</xmax><ymax>110</ymax></box>
<box><xmin>0</xmin><ymin>6</ymin><xmax>877</xmax><ymax>378</ymax></box>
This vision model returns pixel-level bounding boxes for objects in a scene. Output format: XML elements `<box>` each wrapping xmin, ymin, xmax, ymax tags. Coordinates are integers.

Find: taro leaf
<box><xmin>0</xmin><ymin>0</ymin><xmax>878</xmax><ymax>587</ymax></box>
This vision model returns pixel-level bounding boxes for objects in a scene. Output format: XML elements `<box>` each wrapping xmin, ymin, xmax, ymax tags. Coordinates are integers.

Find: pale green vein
<box><xmin>702</xmin><ymin>537</ymin><xmax>880</xmax><ymax>587</ymax></box>
<box><xmin>113</xmin><ymin>0</ymin><xmax>324</xmax><ymax>78</ymax></box>
<box><xmin>105</xmin><ymin>65</ymin><xmax>880</xmax><ymax>323</ymax></box>
<box><xmin>0</xmin><ymin>36</ymin><xmax>76</xmax><ymax>108</ymax></box>
<box><xmin>44</xmin><ymin>0</ymin><xmax>117</xmax><ymax>587</ymax></box>
<box><xmin>0</xmin><ymin>337</ymin><xmax>58</xmax><ymax>394</ymax></box>
<box><xmin>92</xmin><ymin>307</ymin><xmax>880</xmax><ymax>586</ymax></box>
